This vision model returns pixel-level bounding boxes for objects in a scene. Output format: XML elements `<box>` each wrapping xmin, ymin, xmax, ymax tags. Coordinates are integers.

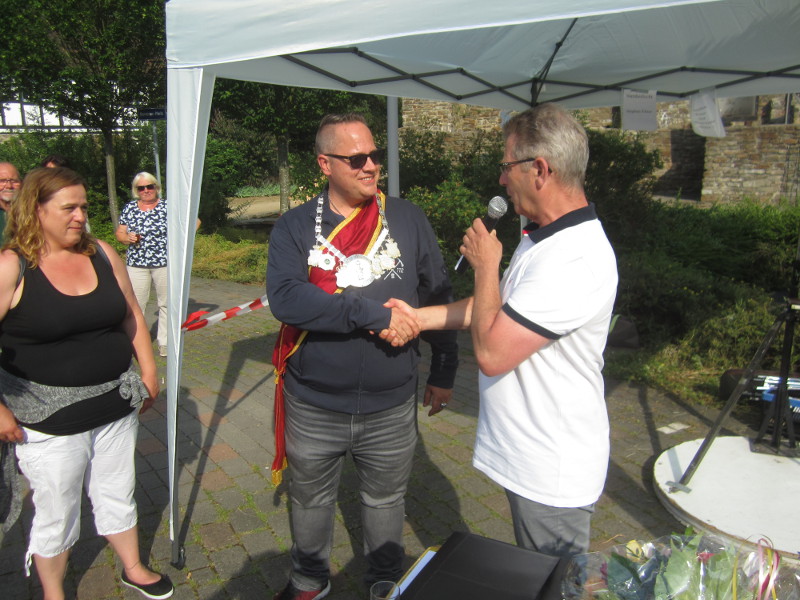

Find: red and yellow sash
<box><xmin>271</xmin><ymin>191</ymin><xmax>386</xmax><ymax>485</ymax></box>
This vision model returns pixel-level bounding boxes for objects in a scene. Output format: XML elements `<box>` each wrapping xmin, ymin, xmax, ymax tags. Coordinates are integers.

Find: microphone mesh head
<box><xmin>487</xmin><ymin>196</ymin><xmax>508</xmax><ymax>219</ymax></box>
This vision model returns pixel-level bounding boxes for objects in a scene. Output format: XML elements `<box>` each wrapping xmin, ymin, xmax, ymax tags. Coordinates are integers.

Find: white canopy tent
<box><xmin>164</xmin><ymin>0</ymin><xmax>800</xmax><ymax>565</ymax></box>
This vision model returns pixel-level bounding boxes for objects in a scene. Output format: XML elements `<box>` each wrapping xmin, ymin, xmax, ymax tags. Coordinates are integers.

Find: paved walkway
<box><xmin>0</xmin><ymin>276</ymin><xmax>759</xmax><ymax>599</ymax></box>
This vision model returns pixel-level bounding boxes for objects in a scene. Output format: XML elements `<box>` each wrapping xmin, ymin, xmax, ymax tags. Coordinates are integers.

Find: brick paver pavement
<box><xmin>0</xmin><ymin>276</ymin><xmax>758</xmax><ymax>599</ymax></box>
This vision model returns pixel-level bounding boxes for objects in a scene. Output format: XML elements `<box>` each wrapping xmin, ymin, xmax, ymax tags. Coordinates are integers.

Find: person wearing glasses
<box><xmin>384</xmin><ymin>103</ymin><xmax>618</xmax><ymax>559</ymax></box>
<box><xmin>0</xmin><ymin>162</ymin><xmax>23</xmax><ymax>244</ymax></box>
<box><xmin>0</xmin><ymin>167</ymin><xmax>173</xmax><ymax>600</ymax></box>
<box><xmin>266</xmin><ymin>113</ymin><xmax>458</xmax><ymax>600</ymax></box>
<box><xmin>115</xmin><ymin>172</ymin><xmax>169</xmax><ymax>358</ymax></box>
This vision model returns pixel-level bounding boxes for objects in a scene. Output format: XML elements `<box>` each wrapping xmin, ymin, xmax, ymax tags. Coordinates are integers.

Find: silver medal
<box><xmin>336</xmin><ymin>254</ymin><xmax>375</xmax><ymax>288</ymax></box>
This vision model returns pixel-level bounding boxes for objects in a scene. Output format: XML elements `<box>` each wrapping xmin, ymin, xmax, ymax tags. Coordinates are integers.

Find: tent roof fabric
<box><xmin>167</xmin><ymin>0</ymin><xmax>800</xmax><ymax>110</ymax></box>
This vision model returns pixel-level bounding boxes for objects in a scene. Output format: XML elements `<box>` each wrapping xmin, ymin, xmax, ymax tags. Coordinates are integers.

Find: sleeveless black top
<box><xmin>0</xmin><ymin>251</ymin><xmax>135</xmax><ymax>434</ymax></box>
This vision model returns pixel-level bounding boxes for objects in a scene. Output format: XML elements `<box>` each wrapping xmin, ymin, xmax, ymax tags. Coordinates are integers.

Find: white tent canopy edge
<box><xmin>166</xmin><ymin>0</ymin><xmax>717</xmax><ymax>69</ymax></box>
<box><xmin>166</xmin><ymin>0</ymin><xmax>800</xmax><ymax>112</ymax></box>
<box><xmin>164</xmin><ymin>0</ymin><xmax>800</xmax><ymax>565</ymax></box>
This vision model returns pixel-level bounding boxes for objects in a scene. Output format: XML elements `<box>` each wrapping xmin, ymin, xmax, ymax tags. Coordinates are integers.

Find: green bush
<box><xmin>199</xmin><ymin>134</ymin><xmax>256</xmax><ymax>230</ymax></box>
<box><xmin>586</xmin><ymin>128</ymin><xmax>662</xmax><ymax>249</ymax></box>
<box><xmin>614</xmin><ymin>249</ymin><xmax>764</xmax><ymax>344</ymax></box>
<box><xmin>399</xmin><ymin>127</ymin><xmax>455</xmax><ymax>196</ymax></box>
<box><xmin>454</xmin><ymin>129</ymin><xmax>505</xmax><ymax>201</ymax></box>
<box><xmin>192</xmin><ymin>234</ymin><xmax>267</xmax><ymax>284</ymax></box>
<box><xmin>398</xmin><ymin>126</ymin><xmax>504</xmax><ymax>201</ymax></box>
<box><xmin>288</xmin><ymin>151</ymin><xmax>327</xmax><ymax>205</ymax></box>
<box><xmin>605</xmin><ymin>197</ymin><xmax>800</xmax><ymax>403</ymax></box>
<box><xmin>606</xmin><ymin>295</ymin><xmax>784</xmax><ymax>402</ymax></box>
<box><xmin>610</xmin><ymin>197</ymin><xmax>800</xmax><ymax>340</ymax></box>
<box><xmin>405</xmin><ymin>179</ymin><xmax>483</xmax><ymax>263</ymax></box>
<box><xmin>405</xmin><ymin>176</ymin><xmax>521</xmax><ymax>299</ymax></box>
<box><xmin>0</xmin><ymin>130</ymin><xmax>104</xmax><ymax>176</ymax></box>
<box><xmin>0</xmin><ymin>127</ymin><xmax>157</xmax><ymax>216</ymax></box>
<box><xmin>233</xmin><ymin>183</ymin><xmax>285</xmax><ymax>197</ymax></box>
<box><xmin>198</xmin><ymin>112</ymin><xmax>276</xmax><ymax>230</ymax></box>
<box><xmin>644</xmin><ymin>200</ymin><xmax>800</xmax><ymax>293</ymax></box>
<box><xmin>675</xmin><ymin>296</ymin><xmax>781</xmax><ymax>369</ymax></box>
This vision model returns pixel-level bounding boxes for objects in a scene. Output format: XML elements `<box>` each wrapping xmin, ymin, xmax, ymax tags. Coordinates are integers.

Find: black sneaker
<box><xmin>120</xmin><ymin>569</ymin><xmax>175</xmax><ymax>599</ymax></box>
<box><xmin>273</xmin><ymin>580</ymin><xmax>331</xmax><ymax>600</ymax></box>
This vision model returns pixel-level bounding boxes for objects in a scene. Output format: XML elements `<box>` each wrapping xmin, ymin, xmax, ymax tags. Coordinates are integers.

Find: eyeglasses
<box><xmin>324</xmin><ymin>149</ymin><xmax>385</xmax><ymax>170</ymax></box>
<box><xmin>0</xmin><ymin>178</ymin><xmax>21</xmax><ymax>188</ymax></box>
<box><xmin>136</xmin><ymin>184</ymin><xmax>156</xmax><ymax>192</ymax></box>
<box><xmin>498</xmin><ymin>158</ymin><xmax>552</xmax><ymax>175</ymax></box>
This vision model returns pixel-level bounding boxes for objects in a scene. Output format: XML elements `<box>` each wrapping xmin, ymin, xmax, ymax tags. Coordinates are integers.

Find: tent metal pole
<box><xmin>531</xmin><ymin>18</ymin><xmax>576</xmax><ymax>105</ymax></box>
<box><xmin>151</xmin><ymin>122</ymin><xmax>162</xmax><ymax>187</ymax></box>
<box><xmin>387</xmin><ymin>97</ymin><xmax>400</xmax><ymax>198</ymax></box>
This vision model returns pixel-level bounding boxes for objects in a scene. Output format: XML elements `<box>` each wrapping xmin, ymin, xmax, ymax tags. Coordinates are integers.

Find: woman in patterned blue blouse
<box><xmin>115</xmin><ymin>172</ymin><xmax>168</xmax><ymax>357</ymax></box>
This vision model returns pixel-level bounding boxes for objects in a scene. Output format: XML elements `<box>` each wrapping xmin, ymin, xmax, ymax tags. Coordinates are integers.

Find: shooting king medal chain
<box><xmin>307</xmin><ymin>193</ymin><xmax>401</xmax><ymax>289</ymax></box>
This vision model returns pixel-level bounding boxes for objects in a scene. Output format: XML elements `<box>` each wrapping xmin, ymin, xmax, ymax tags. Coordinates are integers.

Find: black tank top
<box><xmin>0</xmin><ymin>251</ymin><xmax>135</xmax><ymax>434</ymax></box>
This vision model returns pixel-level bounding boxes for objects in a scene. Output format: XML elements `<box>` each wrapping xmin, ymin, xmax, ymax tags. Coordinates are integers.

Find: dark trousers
<box><xmin>284</xmin><ymin>391</ymin><xmax>418</xmax><ymax>590</ymax></box>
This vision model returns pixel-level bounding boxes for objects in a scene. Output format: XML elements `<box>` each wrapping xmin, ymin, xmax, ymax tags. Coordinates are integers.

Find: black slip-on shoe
<box><xmin>121</xmin><ymin>569</ymin><xmax>174</xmax><ymax>599</ymax></box>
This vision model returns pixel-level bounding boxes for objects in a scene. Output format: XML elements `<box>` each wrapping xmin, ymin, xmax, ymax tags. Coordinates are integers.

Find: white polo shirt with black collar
<box><xmin>473</xmin><ymin>203</ymin><xmax>618</xmax><ymax>508</ymax></box>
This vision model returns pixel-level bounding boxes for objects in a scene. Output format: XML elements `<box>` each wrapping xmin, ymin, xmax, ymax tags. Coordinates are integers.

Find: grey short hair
<box><xmin>315</xmin><ymin>113</ymin><xmax>369</xmax><ymax>155</ymax></box>
<box><xmin>503</xmin><ymin>103</ymin><xmax>589</xmax><ymax>190</ymax></box>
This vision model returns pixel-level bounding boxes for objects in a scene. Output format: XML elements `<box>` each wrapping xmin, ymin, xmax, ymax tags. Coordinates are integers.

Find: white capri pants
<box><xmin>127</xmin><ymin>265</ymin><xmax>168</xmax><ymax>348</ymax></box>
<box><xmin>15</xmin><ymin>411</ymin><xmax>139</xmax><ymax>574</ymax></box>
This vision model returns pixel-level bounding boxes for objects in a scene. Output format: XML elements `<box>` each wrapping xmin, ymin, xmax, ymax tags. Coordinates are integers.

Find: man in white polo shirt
<box><xmin>384</xmin><ymin>103</ymin><xmax>618</xmax><ymax>558</ymax></box>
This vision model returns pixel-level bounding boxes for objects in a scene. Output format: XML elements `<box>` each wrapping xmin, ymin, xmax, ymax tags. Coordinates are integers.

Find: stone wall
<box><xmin>702</xmin><ymin>125</ymin><xmax>800</xmax><ymax>204</ymax></box>
<box><xmin>400</xmin><ymin>98</ymin><xmax>505</xmax><ymax>156</ymax></box>
<box><xmin>401</xmin><ymin>95</ymin><xmax>800</xmax><ymax>203</ymax></box>
<box><xmin>645</xmin><ymin>129</ymin><xmax>706</xmax><ymax>199</ymax></box>
<box><xmin>401</xmin><ymin>98</ymin><xmax>501</xmax><ymax>133</ymax></box>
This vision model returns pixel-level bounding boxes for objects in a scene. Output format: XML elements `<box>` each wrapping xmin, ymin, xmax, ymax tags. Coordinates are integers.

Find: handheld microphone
<box><xmin>454</xmin><ymin>196</ymin><xmax>508</xmax><ymax>273</ymax></box>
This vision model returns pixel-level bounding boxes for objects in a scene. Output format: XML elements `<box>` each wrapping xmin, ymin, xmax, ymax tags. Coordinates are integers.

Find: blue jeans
<box><xmin>505</xmin><ymin>489</ymin><xmax>595</xmax><ymax>558</ymax></box>
<box><xmin>284</xmin><ymin>391</ymin><xmax>418</xmax><ymax>590</ymax></box>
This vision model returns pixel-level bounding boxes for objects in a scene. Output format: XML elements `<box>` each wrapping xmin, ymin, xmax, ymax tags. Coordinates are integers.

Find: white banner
<box><xmin>621</xmin><ymin>89</ymin><xmax>657</xmax><ymax>131</ymax></box>
<box><xmin>691</xmin><ymin>88</ymin><xmax>726</xmax><ymax>138</ymax></box>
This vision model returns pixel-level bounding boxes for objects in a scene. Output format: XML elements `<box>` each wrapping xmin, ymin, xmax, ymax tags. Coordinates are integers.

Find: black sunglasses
<box><xmin>137</xmin><ymin>184</ymin><xmax>156</xmax><ymax>192</ymax></box>
<box><xmin>324</xmin><ymin>149</ymin><xmax>385</xmax><ymax>170</ymax></box>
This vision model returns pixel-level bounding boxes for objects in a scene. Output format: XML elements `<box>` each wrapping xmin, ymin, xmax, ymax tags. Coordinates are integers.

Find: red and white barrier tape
<box><xmin>181</xmin><ymin>295</ymin><xmax>269</xmax><ymax>331</ymax></box>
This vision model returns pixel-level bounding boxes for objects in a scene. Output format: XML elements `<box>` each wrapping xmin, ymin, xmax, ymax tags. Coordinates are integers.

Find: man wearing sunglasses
<box><xmin>267</xmin><ymin>113</ymin><xmax>458</xmax><ymax>600</ymax></box>
<box><xmin>384</xmin><ymin>104</ymin><xmax>618</xmax><ymax>560</ymax></box>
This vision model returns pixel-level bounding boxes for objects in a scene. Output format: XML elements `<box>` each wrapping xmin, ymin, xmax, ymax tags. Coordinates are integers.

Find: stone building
<box><xmin>400</xmin><ymin>95</ymin><xmax>800</xmax><ymax>205</ymax></box>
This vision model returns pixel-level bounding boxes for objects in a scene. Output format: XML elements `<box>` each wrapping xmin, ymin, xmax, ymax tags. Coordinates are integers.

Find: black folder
<box><xmin>399</xmin><ymin>532</ymin><xmax>568</xmax><ymax>600</ymax></box>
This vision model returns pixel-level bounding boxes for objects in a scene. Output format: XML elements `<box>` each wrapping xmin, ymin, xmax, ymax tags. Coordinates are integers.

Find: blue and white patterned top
<box><xmin>118</xmin><ymin>198</ymin><xmax>168</xmax><ymax>268</ymax></box>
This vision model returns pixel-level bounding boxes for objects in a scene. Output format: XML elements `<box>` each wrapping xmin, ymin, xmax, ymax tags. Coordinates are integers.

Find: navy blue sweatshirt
<box><xmin>266</xmin><ymin>191</ymin><xmax>459</xmax><ymax>414</ymax></box>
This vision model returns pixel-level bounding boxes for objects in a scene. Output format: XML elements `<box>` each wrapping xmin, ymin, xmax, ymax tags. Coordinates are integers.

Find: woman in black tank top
<box><xmin>0</xmin><ymin>168</ymin><xmax>174</xmax><ymax>599</ymax></box>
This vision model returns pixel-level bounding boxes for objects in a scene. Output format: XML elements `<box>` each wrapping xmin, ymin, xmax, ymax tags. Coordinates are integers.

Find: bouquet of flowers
<box><xmin>562</xmin><ymin>531</ymin><xmax>800</xmax><ymax>600</ymax></box>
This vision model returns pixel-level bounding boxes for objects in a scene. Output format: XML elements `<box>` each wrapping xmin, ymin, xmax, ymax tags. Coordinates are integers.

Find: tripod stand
<box><xmin>669</xmin><ymin>260</ymin><xmax>799</xmax><ymax>493</ymax></box>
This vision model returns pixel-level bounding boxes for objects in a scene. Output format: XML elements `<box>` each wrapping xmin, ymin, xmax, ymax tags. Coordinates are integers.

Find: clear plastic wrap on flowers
<box><xmin>562</xmin><ymin>532</ymin><xmax>800</xmax><ymax>600</ymax></box>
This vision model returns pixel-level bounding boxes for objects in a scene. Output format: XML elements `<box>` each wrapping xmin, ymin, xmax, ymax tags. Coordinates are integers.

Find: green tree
<box><xmin>0</xmin><ymin>0</ymin><xmax>166</xmax><ymax>225</ymax></box>
<box><xmin>213</xmin><ymin>81</ymin><xmax>386</xmax><ymax>212</ymax></box>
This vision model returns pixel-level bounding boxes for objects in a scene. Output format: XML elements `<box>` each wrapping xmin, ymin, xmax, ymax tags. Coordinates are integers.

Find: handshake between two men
<box><xmin>375</xmin><ymin>213</ymin><xmax>503</xmax><ymax>417</ymax></box>
<box><xmin>377</xmin><ymin>213</ymin><xmax>504</xmax><ymax>348</ymax></box>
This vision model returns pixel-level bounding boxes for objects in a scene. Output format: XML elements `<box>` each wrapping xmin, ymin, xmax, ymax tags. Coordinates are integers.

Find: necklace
<box><xmin>329</xmin><ymin>200</ymin><xmax>345</xmax><ymax>216</ymax></box>
<box><xmin>307</xmin><ymin>192</ymin><xmax>401</xmax><ymax>289</ymax></box>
